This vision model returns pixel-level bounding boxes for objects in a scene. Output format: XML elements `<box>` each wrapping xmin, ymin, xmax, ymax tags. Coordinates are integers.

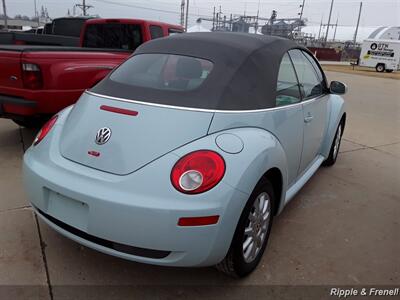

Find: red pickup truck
<box><xmin>0</xmin><ymin>19</ymin><xmax>183</xmax><ymax>127</ymax></box>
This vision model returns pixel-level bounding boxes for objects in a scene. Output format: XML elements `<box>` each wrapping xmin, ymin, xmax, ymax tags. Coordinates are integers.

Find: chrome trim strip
<box><xmin>85</xmin><ymin>90</ymin><xmax>325</xmax><ymax>114</ymax></box>
<box><xmin>65</xmin><ymin>66</ymin><xmax>114</xmax><ymax>71</ymax></box>
<box><xmin>84</xmin><ymin>90</ymin><xmax>306</xmax><ymax>114</ymax></box>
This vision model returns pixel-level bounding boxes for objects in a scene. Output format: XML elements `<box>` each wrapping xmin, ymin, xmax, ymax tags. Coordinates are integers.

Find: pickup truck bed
<box><xmin>0</xmin><ymin>32</ymin><xmax>80</xmax><ymax>47</ymax></box>
<box><xmin>0</xmin><ymin>45</ymin><xmax>131</xmax><ymax>126</ymax></box>
<box><xmin>0</xmin><ymin>18</ymin><xmax>183</xmax><ymax>127</ymax></box>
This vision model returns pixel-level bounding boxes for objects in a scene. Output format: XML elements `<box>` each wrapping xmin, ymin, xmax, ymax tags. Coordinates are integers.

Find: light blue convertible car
<box><xmin>23</xmin><ymin>32</ymin><xmax>347</xmax><ymax>277</ymax></box>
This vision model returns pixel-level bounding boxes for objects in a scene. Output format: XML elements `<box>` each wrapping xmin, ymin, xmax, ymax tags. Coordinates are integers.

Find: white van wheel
<box><xmin>376</xmin><ymin>64</ymin><xmax>385</xmax><ymax>73</ymax></box>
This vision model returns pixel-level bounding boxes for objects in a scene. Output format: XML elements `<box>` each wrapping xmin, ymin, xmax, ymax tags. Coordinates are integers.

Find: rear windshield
<box><xmin>109</xmin><ymin>54</ymin><xmax>213</xmax><ymax>91</ymax></box>
<box><xmin>53</xmin><ymin>19</ymin><xmax>86</xmax><ymax>37</ymax></box>
<box><xmin>83</xmin><ymin>24</ymin><xmax>142</xmax><ymax>50</ymax></box>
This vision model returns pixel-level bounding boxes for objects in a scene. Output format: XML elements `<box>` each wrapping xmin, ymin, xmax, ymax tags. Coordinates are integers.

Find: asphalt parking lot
<box><xmin>0</xmin><ymin>71</ymin><xmax>399</xmax><ymax>299</ymax></box>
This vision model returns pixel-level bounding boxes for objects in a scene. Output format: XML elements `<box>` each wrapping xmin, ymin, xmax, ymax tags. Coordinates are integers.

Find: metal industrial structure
<box><xmin>196</xmin><ymin>7</ymin><xmax>306</xmax><ymax>40</ymax></box>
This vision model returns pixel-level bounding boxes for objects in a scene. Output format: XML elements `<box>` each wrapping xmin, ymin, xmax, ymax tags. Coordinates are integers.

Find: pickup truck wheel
<box><xmin>385</xmin><ymin>69</ymin><xmax>393</xmax><ymax>73</ymax></box>
<box><xmin>375</xmin><ymin>64</ymin><xmax>385</xmax><ymax>73</ymax></box>
<box><xmin>323</xmin><ymin>121</ymin><xmax>343</xmax><ymax>167</ymax></box>
<box><xmin>216</xmin><ymin>178</ymin><xmax>275</xmax><ymax>278</ymax></box>
<box><xmin>12</xmin><ymin>117</ymin><xmax>48</xmax><ymax>129</ymax></box>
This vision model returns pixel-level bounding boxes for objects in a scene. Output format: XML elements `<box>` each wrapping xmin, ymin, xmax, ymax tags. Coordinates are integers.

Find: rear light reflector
<box><xmin>100</xmin><ymin>105</ymin><xmax>138</xmax><ymax>116</ymax></box>
<box><xmin>171</xmin><ymin>150</ymin><xmax>225</xmax><ymax>194</ymax></box>
<box><xmin>88</xmin><ymin>150</ymin><xmax>101</xmax><ymax>157</ymax></box>
<box><xmin>33</xmin><ymin>115</ymin><xmax>58</xmax><ymax>146</ymax></box>
<box><xmin>178</xmin><ymin>215</ymin><xmax>220</xmax><ymax>226</ymax></box>
<box><xmin>22</xmin><ymin>63</ymin><xmax>43</xmax><ymax>89</ymax></box>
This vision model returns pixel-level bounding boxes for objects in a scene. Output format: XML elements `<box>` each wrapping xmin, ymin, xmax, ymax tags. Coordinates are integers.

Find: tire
<box><xmin>385</xmin><ymin>69</ymin><xmax>393</xmax><ymax>73</ymax></box>
<box><xmin>375</xmin><ymin>64</ymin><xmax>385</xmax><ymax>73</ymax></box>
<box><xmin>12</xmin><ymin>117</ymin><xmax>48</xmax><ymax>129</ymax></box>
<box><xmin>322</xmin><ymin>121</ymin><xmax>343</xmax><ymax>167</ymax></box>
<box><xmin>216</xmin><ymin>178</ymin><xmax>275</xmax><ymax>278</ymax></box>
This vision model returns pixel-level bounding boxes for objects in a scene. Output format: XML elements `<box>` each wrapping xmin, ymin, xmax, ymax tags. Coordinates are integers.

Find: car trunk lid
<box><xmin>60</xmin><ymin>92</ymin><xmax>214</xmax><ymax>175</ymax></box>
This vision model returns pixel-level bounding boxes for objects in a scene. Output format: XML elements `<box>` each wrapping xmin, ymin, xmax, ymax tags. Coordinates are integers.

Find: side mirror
<box><xmin>330</xmin><ymin>81</ymin><xmax>348</xmax><ymax>95</ymax></box>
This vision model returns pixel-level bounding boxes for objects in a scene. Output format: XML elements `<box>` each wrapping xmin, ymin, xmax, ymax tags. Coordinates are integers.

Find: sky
<box><xmin>5</xmin><ymin>0</ymin><xmax>400</xmax><ymax>40</ymax></box>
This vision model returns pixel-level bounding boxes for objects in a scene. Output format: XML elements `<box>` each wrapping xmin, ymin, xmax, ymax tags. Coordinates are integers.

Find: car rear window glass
<box><xmin>53</xmin><ymin>18</ymin><xmax>86</xmax><ymax>37</ymax></box>
<box><xmin>83</xmin><ymin>24</ymin><xmax>142</xmax><ymax>50</ymax></box>
<box><xmin>150</xmin><ymin>25</ymin><xmax>164</xmax><ymax>39</ymax></box>
<box><xmin>44</xmin><ymin>23</ymin><xmax>53</xmax><ymax>34</ymax></box>
<box><xmin>109</xmin><ymin>54</ymin><xmax>213</xmax><ymax>91</ymax></box>
<box><xmin>276</xmin><ymin>53</ymin><xmax>301</xmax><ymax>107</ymax></box>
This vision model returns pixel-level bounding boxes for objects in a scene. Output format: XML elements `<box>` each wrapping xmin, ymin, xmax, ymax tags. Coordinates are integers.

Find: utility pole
<box><xmin>255</xmin><ymin>0</ymin><xmax>261</xmax><ymax>34</ymax></box>
<box><xmin>297</xmin><ymin>0</ymin><xmax>306</xmax><ymax>35</ymax></box>
<box><xmin>353</xmin><ymin>2</ymin><xmax>363</xmax><ymax>46</ymax></box>
<box><xmin>1</xmin><ymin>0</ymin><xmax>7</xmax><ymax>30</ymax></box>
<box><xmin>34</xmin><ymin>0</ymin><xmax>39</xmax><ymax>26</ymax></box>
<box><xmin>333</xmin><ymin>16</ymin><xmax>338</xmax><ymax>41</ymax></box>
<box><xmin>318</xmin><ymin>15</ymin><xmax>323</xmax><ymax>40</ymax></box>
<box><xmin>180</xmin><ymin>0</ymin><xmax>185</xmax><ymax>27</ymax></box>
<box><xmin>299</xmin><ymin>0</ymin><xmax>305</xmax><ymax>22</ymax></box>
<box><xmin>76</xmin><ymin>0</ymin><xmax>92</xmax><ymax>16</ymax></box>
<box><xmin>212</xmin><ymin>6</ymin><xmax>216</xmax><ymax>31</ymax></box>
<box><xmin>184</xmin><ymin>0</ymin><xmax>189</xmax><ymax>31</ymax></box>
<box><xmin>325</xmin><ymin>0</ymin><xmax>334</xmax><ymax>44</ymax></box>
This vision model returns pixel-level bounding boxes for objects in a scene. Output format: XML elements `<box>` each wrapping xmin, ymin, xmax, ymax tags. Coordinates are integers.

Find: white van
<box><xmin>359</xmin><ymin>39</ymin><xmax>400</xmax><ymax>72</ymax></box>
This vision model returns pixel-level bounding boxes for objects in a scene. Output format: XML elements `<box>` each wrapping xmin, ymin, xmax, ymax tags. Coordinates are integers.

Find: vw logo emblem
<box><xmin>95</xmin><ymin>127</ymin><xmax>112</xmax><ymax>145</ymax></box>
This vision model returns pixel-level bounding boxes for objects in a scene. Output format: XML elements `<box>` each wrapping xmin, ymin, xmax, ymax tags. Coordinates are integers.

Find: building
<box><xmin>0</xmin><ymin>19</ymin><xmax>45</xmax><ymax>31</ymax></box>
<box><xmin>368</xmin><ymin>26</ymin><xmax>400</xmax><ymax>40</ymax></box>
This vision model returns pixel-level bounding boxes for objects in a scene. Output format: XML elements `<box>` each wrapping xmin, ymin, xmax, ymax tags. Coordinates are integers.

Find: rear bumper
<box><xmin>0</xmin><ymin>94</ymin><xmax>37</xmax><ymax>118</ymax></box>
<box><xmin>23</xmin><ymin>123</ymin><xmax>248</xmax><ymax>267</ymax></box>
<box><xmin>0</xmin><ymin>87</ymin><xmax>83</xmax><ymax>117</ymax></box>
<box><xmin>33</xmin><ymin>205</ymin><xmax>171</xmax><ymax>259</ymax></box>
<box><xmin>0</xmin><ymin>94</ymin><xmax>37</xmax><ymax>107</ymax></box>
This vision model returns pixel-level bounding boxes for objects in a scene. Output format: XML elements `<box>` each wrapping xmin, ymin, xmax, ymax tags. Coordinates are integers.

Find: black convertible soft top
<box><xmin>92</xmin><ymin>32</ymin><xmax>305</xmax><ymax>110</ymax></box>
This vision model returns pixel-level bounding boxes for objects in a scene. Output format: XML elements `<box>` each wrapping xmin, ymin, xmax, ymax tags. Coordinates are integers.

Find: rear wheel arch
<box><xmin>340</xmin><ymin>112</ymin><xmax>346</xmax><ymax>130</ymax></box>
<box><xmin>261</xmin><ymin>167</ymin><xmax>283</xmax><ymax>216</ymax></box>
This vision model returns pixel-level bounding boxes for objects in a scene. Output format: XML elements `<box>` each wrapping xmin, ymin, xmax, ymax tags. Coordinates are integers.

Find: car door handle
<box><xmin>304</xmin><ymin>115</ymin><xmax>314</xmax><ymax>123</ymax></box>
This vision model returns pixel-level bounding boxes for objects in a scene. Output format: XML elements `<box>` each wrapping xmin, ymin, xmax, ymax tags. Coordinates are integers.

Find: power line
<box><xmin>92</xmin><ymin>0</ymin><xmax>185</xmax><ymax>16</ymax></box>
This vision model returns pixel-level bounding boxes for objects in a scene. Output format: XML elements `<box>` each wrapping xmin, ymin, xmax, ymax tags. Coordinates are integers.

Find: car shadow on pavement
<box><xmin>20</xmin><ymin>126</ymin><xmax>39</xmax><ymax>151</ymax></box>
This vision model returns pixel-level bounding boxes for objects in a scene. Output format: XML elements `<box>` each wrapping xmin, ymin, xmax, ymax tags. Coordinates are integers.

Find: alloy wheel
<box><xmin>333</xmin><ymin>125</ymin><xmax>342</xmax><ymax>159</ymax></box>
<box><xmin>242</xmin><ymin>192</ymin><xmax>271</xmax><ymax>263</ymax></box>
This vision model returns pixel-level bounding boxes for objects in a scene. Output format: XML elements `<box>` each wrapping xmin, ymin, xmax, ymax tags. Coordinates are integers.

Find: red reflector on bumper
<box><xmin>88</xmin><ymin>150</ymin><xmax>100</xmax><ymax>157</ymax></box>
<box><xmin>178</xmin><ymin>215</ymin><xmax>219</xmax><ymax>226</ymax></box>
<box><xmin>100</xmin><ymin>105</ymin><xmax>138</xmax><ymax>116</ymax></box>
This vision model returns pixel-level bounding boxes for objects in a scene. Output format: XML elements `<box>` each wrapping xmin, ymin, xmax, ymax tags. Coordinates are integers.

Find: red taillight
<box><xmin>22</xmin><ymin>63</ymin><xmax>43</xmax><ymax>89</ymax></box>
<box><xmin>178</xmin><ymin>215</ymin><xmax>220</xmax><ymax>226</ymax></box>
<box><xmin>171</xmin><ymin>150</ymin><xmax>225</xmax><ymax>194</ymax></box>
<box><xmin>33</xmin><ymin>115</ymin><xmax>58</xmax><ymax>146</ymax></box>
